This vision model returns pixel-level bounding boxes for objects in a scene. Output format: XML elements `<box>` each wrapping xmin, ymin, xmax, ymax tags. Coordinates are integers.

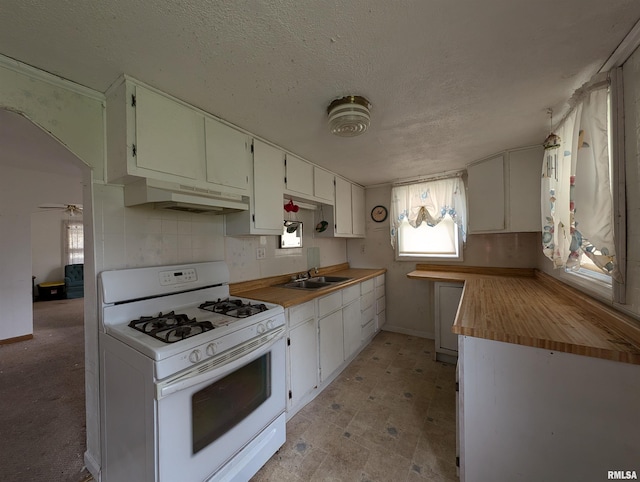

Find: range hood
<box><xmin>124</xmin><ymin>178</ymin><xmax>249</xmax><ymax>214</ymax></box>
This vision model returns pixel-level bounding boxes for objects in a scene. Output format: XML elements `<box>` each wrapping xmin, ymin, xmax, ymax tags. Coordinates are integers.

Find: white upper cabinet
<box><xmin>328</xmin><ymin>177</ymin><xmax>365</xmax><ymax>238</ymax></box>
<box><xmin>467</xmin><ymin>154</ymin><xmax>505</xmax><ymax>232</ymax></box>
<box><xmin>253</xmin><ymin>141</ymin><xmax>285</xmax><ymax>231</ymax></box>
<box><xmin>313</xmin><ymin>167</ymin><xmax>335</xmax><ymax>203</ymax></box>
<box><xmin>351</xmin><ymin>184</ymin><xmax>365</xmax><ymax>236</ymax></box>
<box><xmin>508</xmin><ymin>147</ymin><xmax>543</xmax><ymax>232</ymax></box>
<box><xmin>467</xmin><ymin>146</ymin><xmax>542</xmax><ymax>233</ymax></box>
<box><xmin>226</xmin><ymin>139</ymin><xmax>284</xmax><ymax>235</ymax></box>
<box><xmin>135</xmin><ymin>86</ymin><xmax>206</xmax><ymax>181</ymax></box>
<box><xmin>335</xmin><ymin>177</ymin><xmax>353</xmax><ymax>236</ymax></box>
<box><xmin>107</xmin><ymin>80</ymin><xmax>209</xmax><ymax>184</ymax></box>
<box><xmin>204</xmin><ymin>118</ymin><xmax>251</xmax><ymax>193</ymax></box>
<box><xmin>285</xmin><ymin>154</ymin><xmax>314</xmax><ymax>196</ymax></box>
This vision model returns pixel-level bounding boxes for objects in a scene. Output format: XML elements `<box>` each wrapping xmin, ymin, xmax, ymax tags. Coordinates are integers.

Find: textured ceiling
<box><xmin>1</xmin><ymin>1</ymin><xmax>640</xmax><ymax>186</ymax></box>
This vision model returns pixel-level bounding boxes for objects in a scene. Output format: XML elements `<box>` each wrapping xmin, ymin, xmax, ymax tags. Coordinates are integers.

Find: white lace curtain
<box><xmin>390</xmin><ymin>176</ymin><xmax>467</xmax><ymax>248</ymax></box>
<box><xmin>64</xmin><ymin>220</ymin><xmax>84</xmax><ymax>265</ymax></box>
<box><xmin>541</xmin><ymin>76</ymin><xmax>617</xmax><ymax>277</ymax></box>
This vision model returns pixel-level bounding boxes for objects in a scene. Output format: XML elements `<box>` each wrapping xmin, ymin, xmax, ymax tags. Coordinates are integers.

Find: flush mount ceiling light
<box><xmin>327</xmin><ymin>95</ymin><xmax>372</xmax><ymax>137</ymax></box>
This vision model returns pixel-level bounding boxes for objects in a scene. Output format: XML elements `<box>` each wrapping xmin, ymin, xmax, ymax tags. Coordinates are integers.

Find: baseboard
<box><xmin>0</xmin><ymin>333</ymin><xmax>33</xmax><ymax>345</ymax></box>
<box><xmin>382</xmin><ymin>325</ymin><xmax>434</xmax><ymax>340</ymax></box>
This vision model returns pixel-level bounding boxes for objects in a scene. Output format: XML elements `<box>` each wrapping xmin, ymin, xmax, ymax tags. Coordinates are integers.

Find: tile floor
<box><xmin>251</xmin><ymin>331</ymin><xmax>458</xmax><ymax>481</ymax></box>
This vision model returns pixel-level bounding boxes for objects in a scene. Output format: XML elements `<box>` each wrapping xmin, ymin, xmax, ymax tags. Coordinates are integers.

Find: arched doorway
<box><xmin>0</xmin><ymin>108</ymin><xmax>95</xmax><ymax>481</ymax></box>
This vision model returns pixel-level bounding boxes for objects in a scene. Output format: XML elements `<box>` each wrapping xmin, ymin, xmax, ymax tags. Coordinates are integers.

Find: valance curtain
<box><xmin>541</xmin><ymin>78</ymin><xmax>617</xmax><ymax>277</ymax></box>
<box><xmin>390</xmin><ymin>177</ymin><xmax>467</xmax><ymax>248</ymax></box>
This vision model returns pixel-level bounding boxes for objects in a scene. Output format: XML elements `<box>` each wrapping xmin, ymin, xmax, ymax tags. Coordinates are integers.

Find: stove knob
<box><xmin>206</xmin><ymin>343</ymin><xmax>217</xmax><ymax>356</ymax></box>
<box><xmin>266</xmin><ymin>319</ymin><xmax>274</xmax><ymax>330</ymax></box>
<box><xmin>189</xmin><ymin>349</ymin><xmax>202</xmax><ymax>364</ymax></box>
<box><xmin>256</xmin><ymin>323</ymin><xmax>266</xmax><ymax>334</ymax></box>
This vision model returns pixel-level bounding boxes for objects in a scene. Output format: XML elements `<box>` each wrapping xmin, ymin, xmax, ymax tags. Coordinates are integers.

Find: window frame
<box><xmin>394</xmin><ymin>214</ymin><xmax>464</xmax><ymax>262</ymax></box>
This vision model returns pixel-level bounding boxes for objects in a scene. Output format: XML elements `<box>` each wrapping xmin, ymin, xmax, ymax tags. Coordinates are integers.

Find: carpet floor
<box><xmin>0</xmin><ymin>298</ymin><xmax>91</xmax><ymax>482</ymax></box>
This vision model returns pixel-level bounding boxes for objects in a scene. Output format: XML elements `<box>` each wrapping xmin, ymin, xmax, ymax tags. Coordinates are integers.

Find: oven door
<box><xmin>155</xmin><ymin>328</ymin><xmax>286</xmax><ymax>482</ymax></box>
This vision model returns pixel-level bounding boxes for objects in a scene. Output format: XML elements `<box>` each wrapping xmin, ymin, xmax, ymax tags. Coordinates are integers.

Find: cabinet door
<box><xmin>314</xmin><ymin>167</ymin><xmax>335</xmax><ymax>202</ymax></box>
<box><xmin>285</xmin><ymin>154</ymin><xmax>313</xmax><ymax>196</ymax></box>
<box><xmin>508</xmin><ymin>147</ymin><xmax>543</xmax><ymax>232</ymax></box>
<box><xmin>343</xmin><ymin>300</ymin><xmax>361</xmax><ymax>360</ymax></box>
<box><xmin>435</xmin><ymin>282</ymin><xmax>463</xmax><ymax>354</ymax></box>
<box><xmin>288</xmin><ymin>317</ymin><xmax>318</xmax><ymax>409</ymax></box>
<box><xmin>204</xmin><ymin>118</ymin><xmax>251</xmax><ymax>192</ymax></box>
<box><xmin>352</xmin><ymin>184</ymin><xmax>365</xmax><ymax>236</ymax></box>
<box><xmin>319</xmin><ymin>310</ymin><xmax>344</xmax><ymax>382</ymax></box>
<box><xmin>467</xmin><ymin>155</ymin><xmax>505</xmax><ymax>232</ymax></box>
<box><xmin>253</xmin><ymin>140</ymin><xmax>284</xmax><ymax>231</ymax></box>
<box><xmin>335</xmin><ymin>177</ymin><xmax>353</xmax><ymax>235</ymax></box>
<box><xmin>135</xmin><ymin>85</ymin><xmax>205</xmax><ymax>181</ymax></box>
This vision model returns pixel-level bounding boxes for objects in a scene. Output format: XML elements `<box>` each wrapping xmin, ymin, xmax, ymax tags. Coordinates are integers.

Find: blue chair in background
<box><xmin>64</xmin><ymin>263</ymin><xmax>84</xmax><ymax>299</ymax></box>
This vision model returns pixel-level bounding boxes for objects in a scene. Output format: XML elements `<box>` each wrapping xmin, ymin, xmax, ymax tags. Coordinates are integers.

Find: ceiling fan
<box><xmin>38</xmin><ymin>203</ymin><xmax>83</xmax><ymax>216</ymax></box>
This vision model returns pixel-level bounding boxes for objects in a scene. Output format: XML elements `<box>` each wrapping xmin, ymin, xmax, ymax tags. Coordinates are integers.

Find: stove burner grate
<box><xmin>128</xmin><ymin>311</ymin><xmax>214</xmax><ymax>343</ymax></box>
<box><xmin>199</xmin><ymin>298</ymin><xmax>269</xmax><ymax>318</ymax></box>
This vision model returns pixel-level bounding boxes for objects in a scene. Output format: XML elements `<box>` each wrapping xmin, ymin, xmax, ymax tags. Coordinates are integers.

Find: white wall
<box><xmin>347</xmin><ymin>185</ymin><xmax>539</xmax><ymax>338</ymax></box>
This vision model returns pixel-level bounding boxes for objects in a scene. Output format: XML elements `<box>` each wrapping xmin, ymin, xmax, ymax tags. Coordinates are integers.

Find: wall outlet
<box><xmin>256</xmin><ymin>247</ymin><xmax>266</xmax><ymax>260</ymax></box>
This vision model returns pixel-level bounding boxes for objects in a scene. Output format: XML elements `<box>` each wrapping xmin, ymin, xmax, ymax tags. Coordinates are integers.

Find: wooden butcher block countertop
<box><xmin>407</xmin><ymin>265</ymin><xmax>640</xmax><ymax>365</ymax></box>
<box><xmin>230</xmin><ymin>263</ymin><xmax>385</xmax><ymax>308</ymax></box>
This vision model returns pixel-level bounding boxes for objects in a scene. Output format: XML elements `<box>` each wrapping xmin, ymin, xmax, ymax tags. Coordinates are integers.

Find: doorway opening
<box><xmin>0</xmin><ymin>108</ymin><xmax>94</xmax><ymax>481</ymax></box>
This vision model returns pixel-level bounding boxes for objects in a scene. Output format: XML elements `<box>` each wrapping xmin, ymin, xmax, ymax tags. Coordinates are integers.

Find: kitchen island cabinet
<box><xmin>408</xmin><ymin>265</ymin><xmax>640</xmax><ymax>481</ymax></box>
<box><xmin>459</xmin><ymin>335</ymin><xmax>640</xmax><ymax>482</ymax></box>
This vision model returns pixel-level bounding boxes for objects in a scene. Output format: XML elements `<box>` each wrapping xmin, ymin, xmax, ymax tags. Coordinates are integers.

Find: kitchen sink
<box><xmin>308</xmin><ymin>276</ymin><xmax>351</xmax><ymax>284</ymax></box>
<box><xmin>280</xmin><ymin>280</ymin><xmax>333</xmax><ymax>290</ymax></box>
<box><xmin>280</xmin><ymin>276</ymin><xmax>352</xmax><ymax>290</ymax></box>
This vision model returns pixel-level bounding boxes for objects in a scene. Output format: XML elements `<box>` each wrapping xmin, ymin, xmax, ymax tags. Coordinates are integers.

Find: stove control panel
<box><xmin>159</xmin><ymin>268</ymin><xmax>198</xmax><ymax>286</ymax></box>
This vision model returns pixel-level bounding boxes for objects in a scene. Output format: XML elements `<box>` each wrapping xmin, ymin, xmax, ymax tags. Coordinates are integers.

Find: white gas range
<box><xmin>98</xmin><ymin>261</ymin><xmax>286</xmax><ymax>482</ymax></box>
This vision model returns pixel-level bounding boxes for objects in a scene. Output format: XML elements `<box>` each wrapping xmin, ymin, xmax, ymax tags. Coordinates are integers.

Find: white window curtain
<box><xmin>390</xmin><ymin>176</ymin><xmax>467</xmax><ymax>248</ymax></box>
<box><xmin>541</xmin><ymin>76</ymin><xmax>617</xmax><ymax>278</ymax></box>
<box><xmin>64</xmin><ymin>220</ymin><xmax>84</xmax><ymax>265</ymax></box>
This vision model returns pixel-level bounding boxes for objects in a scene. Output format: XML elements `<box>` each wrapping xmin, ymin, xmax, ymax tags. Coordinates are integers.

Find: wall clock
<box><xmin>371</xmin><ymin>205</ymin><xmax>388</xmax><ymax>223</ymax></box>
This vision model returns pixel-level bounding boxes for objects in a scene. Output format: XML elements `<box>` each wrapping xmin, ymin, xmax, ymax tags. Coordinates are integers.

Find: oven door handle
<box><xmin>156</xmin><ymin>326</ymin><xmax>285</xmax><ymax>400</ymax></box>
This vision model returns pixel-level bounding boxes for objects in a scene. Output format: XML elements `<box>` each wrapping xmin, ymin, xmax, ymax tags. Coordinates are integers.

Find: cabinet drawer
<box><xmin>375</xmin><ymin>274</ymin><xmax>385</xmax><ymax>286</ymax></box>
<box><xmin>362</xmin><ymin>318</ymin><xmax>375</xmax><ymax>341</ymax></box>
<box><xmin>288</xmin><ymin>300</ymin><xmax>315</xmax><ymax>327</ymax></box>
<box><xmin>375</xmin><ymin>284</ymin><xmax>385</xmax><ymax>299</ymax></box>
<box><xmin>376</xmin><ymin>296</ymin><xmax>386</xmax><ymax>314</ymax></box>
<box><xmin>361</xmin><ymin>306</ymin><xmax>375</xmax><ymax>327</ymax></box>
<box><xmin>361</xmin><ymin>291</ymin><xmax>375</xmax><ymax>311</ymax></box>
<box><xmin>376</xmin><ymin>310</ymin><xmax>386</xmax><ymax>328</ymax></box>
<box><xmin>360</xmin><ymin>279</ymin><xmax>374</xmax><ymax>295</ymax></box>
<box><xmin>318</xmin><ymin>291</ymin><xmax>342</xmax><ymax>318</ymax></box>
<box><xmin>342</xmin><ymin>284</ymin><xmax>360</xmax><ymax>305</ymax></box>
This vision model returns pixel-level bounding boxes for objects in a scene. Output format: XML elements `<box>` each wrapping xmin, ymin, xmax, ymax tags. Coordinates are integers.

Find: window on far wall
<box><xmin>64</xmin><ymin>220</ymin><xmax>84</xmax><ymax>265</ymax></box>
<box><xmin>390</xmin><ymin>177</ymin><xmax>467</xmax><ymax>261</ymax></box>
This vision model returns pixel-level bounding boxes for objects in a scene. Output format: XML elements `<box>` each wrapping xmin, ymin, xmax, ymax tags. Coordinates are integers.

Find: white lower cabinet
<box><xmin>319</xmin><ymin>310</ymin><xmax>344</xmax><ymax>383</ymax></box>
<box><xmin>285</xmin><ymin>275</ymin><xmax>385</xmax><ymax>417</ymax></box>
<box><xmin>287</xmin><ymin>317</ymin><xmax>318</xmax><ymax>410</ymax></box>
<box><xmin>375</xmin><ymin>274</ymin><xmax>386</xmax><ymax>330</ymax></box>
<box><xmin>434</xmin><ymin>281</ymin><xmax>463</xmax><ymax>362</ymax></box>
<box><xmin>343</xmin><ymin>299</ymin><xmax>362</xmax><ymax>360</ymax></box>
